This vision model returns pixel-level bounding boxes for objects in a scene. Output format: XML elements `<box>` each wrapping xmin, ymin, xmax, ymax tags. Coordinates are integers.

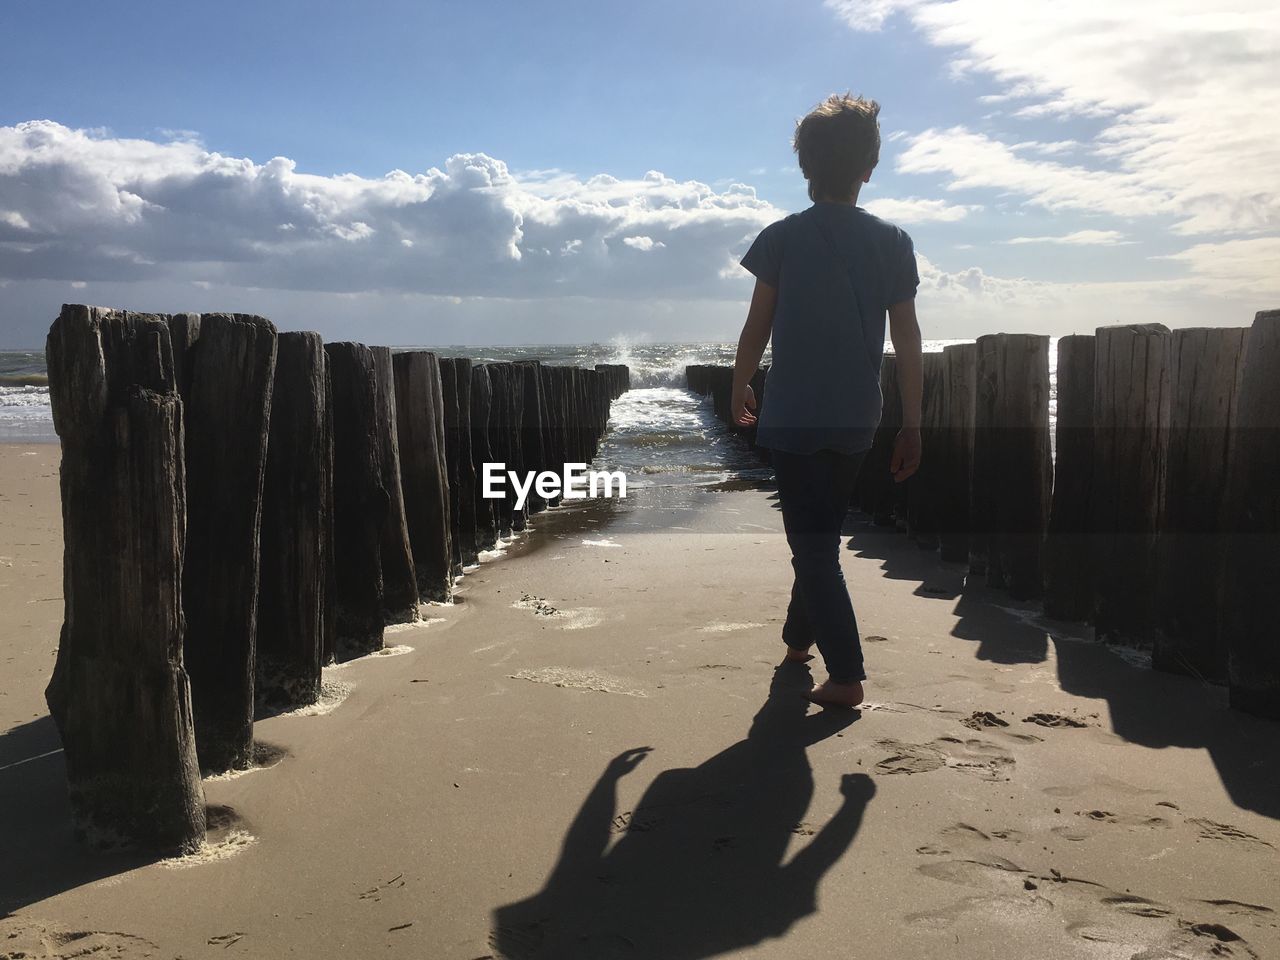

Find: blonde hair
<box><xmin>793</xmin><ymin>93</ymin><xmax>881</xmax><ymax>202</ymax></box>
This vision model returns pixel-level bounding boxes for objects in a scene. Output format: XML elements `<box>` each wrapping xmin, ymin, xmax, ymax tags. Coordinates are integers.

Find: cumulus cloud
<box><xmin>861</xmin><ymin>196</ymin><xmax>978</xmax><ymax>223</ymax></box>
<box><xmin>1004</xmin><ymin>230</ymin><xmax>1131</xmax><ymax>246</ymax></box>
<box><xmin>0</xmin><ymin>121</ymin><xmax>779</xmax><ymax>299</ymax></box>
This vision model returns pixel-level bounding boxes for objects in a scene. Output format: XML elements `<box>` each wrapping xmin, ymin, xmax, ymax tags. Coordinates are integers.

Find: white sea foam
<box><xmin>510</xmin><ymin>667</ymin><xmax>647</xmax><ymax>697</ymax></box>
<box><xmin>275</xmin><ymin>677</ymin><xmax>353</xmax><ymax>717</ymax></box>
<box><xmin>159</xmin><ymin>829</ymin><xmax>258</xmax><ymax>868</ymax></box>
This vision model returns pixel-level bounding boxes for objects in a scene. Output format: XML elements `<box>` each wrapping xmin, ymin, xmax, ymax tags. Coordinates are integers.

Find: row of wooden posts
<box><xmin>44</xmin><ymin>303</ymin><xmax>630</xmax><ymax>852</ymax></box>
<box><xmin>687</xmin><ymin>313</ymin><xmax>1280</xmax><ymax>723</ymax></box>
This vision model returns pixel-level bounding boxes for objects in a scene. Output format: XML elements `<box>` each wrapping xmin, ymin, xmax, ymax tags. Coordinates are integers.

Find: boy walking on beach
<box><xmin>732</xmin><ymin>93</ymin><xmax>924</xmax><ymax>708</ymax></box>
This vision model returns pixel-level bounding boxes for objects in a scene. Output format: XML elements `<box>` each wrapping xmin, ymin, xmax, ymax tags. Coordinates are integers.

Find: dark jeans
<box><xmin>772</xmin><ymin>448</ymin><xmax>868</xmax><ymax>684</ymax></box>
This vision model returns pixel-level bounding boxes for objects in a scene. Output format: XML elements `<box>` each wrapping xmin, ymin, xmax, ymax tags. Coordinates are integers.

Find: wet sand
<box><xmin>1</xmin><ymin>443</ymin><xmax>1278</xmax><ymax>959</ymax></box>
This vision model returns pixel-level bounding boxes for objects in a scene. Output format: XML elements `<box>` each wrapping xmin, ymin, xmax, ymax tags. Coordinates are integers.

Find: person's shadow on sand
<box><xmin>490</xmin><ymin>664</ymin><xmax>875</xmax><ymax>959</ymax></box>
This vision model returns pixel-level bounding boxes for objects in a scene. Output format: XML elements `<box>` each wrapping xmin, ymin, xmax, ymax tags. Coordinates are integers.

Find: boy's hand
<box><xmin>732</xmin><ymin>384</ymin><xmax>757</xmax><ymax>426</ymax></box>
<box><xmin>890</xmin><ymin>427</ymin><xmax>921</xmax><ymax>482</ymax></box>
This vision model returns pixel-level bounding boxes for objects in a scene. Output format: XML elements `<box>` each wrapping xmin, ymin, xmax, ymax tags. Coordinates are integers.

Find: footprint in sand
<box><xmin>612</xmin><ymin>810</ymin><xmax>661</xmax><ymax>833</ymax></box>
<box><xmin>960</xmin><ymin>711</ymin><xmax>1046</xmax><ymax>744</ymax></box>
<box><xmin>1050</xmin><ymin>809</ymin><xmax>1172</xmax><ymax>842</ymax></box>
<box><xmin>910</xmin><ymin>854</ymin><xmax>1259</xmax><ymax>957</ymax></box>
<box><xmin>874</xmin><ymin>737</ymin><xmax>1015</xmax><ymax>782</ymax></box>
<box><xmin>0</xmin><ymin>919</ymin><xmax>159</xmax><ymax>958</ymax></box>
<box><xmin>1043</xmin><ymin>774</ymin><xmax>1159</xmax><ymax>800</ymax></box>
<box><xmin>961</xmin><ymin>710</ymin><xmax>1008</xmax><ymax>730</ymax></box>
<box><xmin>909</xmin><ymin>818</ymin><xmax>1266</xmax><ymax>958</ymax></box>
<box><xmin>1022</xmin><ymin>712</ymin><xmax>1092</xmax><ymax>729</ymax></box>
<box><xmin>1187</xmin><ymin>818</ymin><xmax>1274</xmax><ymax>850</ymax></box>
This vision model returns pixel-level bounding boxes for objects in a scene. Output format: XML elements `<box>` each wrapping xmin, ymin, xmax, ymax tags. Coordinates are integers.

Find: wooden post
<box><xmin>439</xmin><ymin>358</ymin><xmax>479</xmax><ymax>567</ymax></box>
<box><xmin>392</xmin><ymin>350</ymin><xmax>452</xmax><ymax>602</ymax></box>
<box><xmin>325</xmin><ymin>342</ymin><xmax>387</xmax><ymax>656</ymax></box>
<box><xmin>486</xmin><ymin>363</ymin><xmax>516</xmax><ymax>538</ymax></box>
<box><xmin>1044</xmin><ymin>335</ymin><xmax>1096</xmax><ymax>621</ymax></box>
<box><xmin>969</xmin><ymin>335</ymin><xmax>1000</xmax><ymax>577</ymax></box>
<box><xmin>174</xmin><ymin>313</ymin><xmax>276</xmax><ymax>772</ymax></box>
<box><xmin>1091</xmin><ymin>324</ymin><xmax>1170</xmax><ymax>646</ymax></box>
<box><xmin>906</xmin><ymin>352</ymin><xmax>947</xmax><ymax>549</ymax></box>
<box><xmin>372</xmin><ymin>347</ymin><xmax>418</xmax><ymax>623</ymax></box>
<box><xmin>534</xmin><ymin>364</ymin><xmax>560</xmax><ymax>508</ymax></box>
<box><xmin>938</xmin><ymin>344</ymin><xmax>976</xmax><ymax>562</ymax></box>
<box><xmin>514</xmin><ymin>360</ymin><xmax>545</xmax><ymax>514</ymax></box>
<box><xmin>437</xmin><ymin>359</ymin><xmax>464</xmax><ymax>575</ymax></box>
<box><xmin>1221</xmin><ymin>309</ymin><xmax>1280</xmax><ymax>718</ymax></box>
<box><xmin>1152</xmin><ymin>328</ymin><xmax>1248</xmax><ymax>681</ymax></box>
<box><xmin>257</xmin><ymin>332</ymin><xmax>332</xmax><ymax>709</ymax></box>
<box><xmin>45</xmin><ymin>305</ymin><xmax>206</xmax><ymax>852</ymax></box>
<box><xmin>454</xmin><ymin>358</ymin><xmax>479</xmax><ymax>565</ymax></box>
<box><xmin>986</xmin><ymin>335</ymin><xmax>1052</xmax><ymax>600</ymax></box>
<box><xmin>470</xmin><ymin>363</ymin><xmax>499</xmax><ymax>551</ymax></box>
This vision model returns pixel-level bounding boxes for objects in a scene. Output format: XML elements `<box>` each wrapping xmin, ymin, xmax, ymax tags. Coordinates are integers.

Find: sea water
<box><xmin>0</xmin><ymin>338</ymin><xmax>1058</xmax><ymax>477</ymax></box>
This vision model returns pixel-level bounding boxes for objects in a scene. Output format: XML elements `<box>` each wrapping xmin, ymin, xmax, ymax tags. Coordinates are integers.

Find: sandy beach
<box><xmin>2</xmin><ymin>441</ymin><xmax>1278</xmax><ymax>959</ymax></box>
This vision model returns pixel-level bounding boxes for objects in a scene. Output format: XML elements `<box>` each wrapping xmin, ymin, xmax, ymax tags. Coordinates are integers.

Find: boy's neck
<box><xmin>814</xmin><ymin>185</ymin><xmax>862</xmax><ymax>206</ymax></box>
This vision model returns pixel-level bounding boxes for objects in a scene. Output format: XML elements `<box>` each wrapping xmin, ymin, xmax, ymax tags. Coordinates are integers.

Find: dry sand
<box><xmin>1</xmin><ymin>443</ymin><xmax>1277</xmax><ymax>959</ymax></box>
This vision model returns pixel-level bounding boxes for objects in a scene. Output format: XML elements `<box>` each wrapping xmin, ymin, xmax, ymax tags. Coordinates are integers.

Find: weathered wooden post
<box><xmin>392</xmin><ymin>350</ymin><xmax>452</xmax><ymax>602</ymax></box>
<box><xmin>1091</xmin><ymin>324</ymin><xmax>1170</xmax><ymax>646</ymax></box>
<box><xmin>938</xmin><ymin>344</ymin><xmax>976</xmax><ymax>562</ymax></box>
<box><xmin>1044</xmin><ymin>335</ymin><xmax>1096</xmax><ymax>621</ymax></box>
<box><xmin>1152</xmin><ymin>328</ymin><xmax>1249</xmax><ymax>681</ymax></box>
<box><xmin>486</xmin><ymin>363</ymin><xmax>516</xmax><ymax>538</ymax></box>
<box><xmin>45</xmin><ymin>305</ymin><xmax>206</xmax><ymax>851</ymax></box>
<box><xmin>438</xmin><ymin>358</ymin><xmax>465</xmax><ymax>575</ymax></box>
<box><xmin>325</xmin><ymin>342</ymin><xmax>387</xmax><ymax>656</ymax></box>
<box><xmin>470</xmin><ymin>363</ymin><xmax>499</xmax><ymax>551</ymax></box>
<box><xmin>1220</xmin><ymin>310</ymin><xmax>1280</xmax><ymax>718</ymax></box>
<box><xmin>539</xmin><ymin>363</ymin><xmax>567</xmax><ymax>509</ymax></box>
<box><xmin>986</xmin><ymin>335</ymin><xmax>1052</xmax><ymax>600</ymax></box>
<box><xmin>520</xmin><ymin>361</ymin><xmax>550</xmax><ymax>512</ymax></box>
<box><xmin>969</xmin><ymin>336</ymin><xmax>1000</xmax><ymax>578</ymax></box>
<box><xmin>906</xmin><ymin>352</ymin><xmax>947</xmax><ymax>549</ymax></box>
<box><xmin>173</xmin><ymin>313</ymin><xmax>276</xmax><ymax>772</ymax></box>
<box><xmin>257</xmin><ymin>332</ymin><xmax>333</xmax><ymax>708</ymax></box>
<box><xmin>440</xmin><ymin>358</ymin><xmax>479</xmax><ymax>566</ymax></box>
<box><xmin>454</xmin><ymin>358</ymin><xmax>479</xmax><ymax>565</ymax></box>
<box><xmin>372</xmin><ymin>347</ymin><xmax>418</xmax><ymax>623</ymax></box>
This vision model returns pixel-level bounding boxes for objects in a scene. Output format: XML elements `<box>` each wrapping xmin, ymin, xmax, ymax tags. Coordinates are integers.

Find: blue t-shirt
<box><xmin>740</xmin><ymin>202</ymin><xmax>918</xmax><ymax>454</ymax></box>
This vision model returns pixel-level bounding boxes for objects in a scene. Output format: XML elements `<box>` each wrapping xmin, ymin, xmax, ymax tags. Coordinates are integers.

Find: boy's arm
<box><xmin>888</xmin><ymin>299</ymin><xmax>923</xmax><ymax>481</ymax></box>
<box><xmin>731</xmin><ymin>278</ymin><xmax>777</xmax><ymax>425</ymax></box>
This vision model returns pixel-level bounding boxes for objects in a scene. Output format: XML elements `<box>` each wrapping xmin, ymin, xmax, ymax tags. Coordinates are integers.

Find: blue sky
<box><xmin>0</xmin><ymin>0</ymin><xmax>1276</xmax><ymax>346</ymax></box>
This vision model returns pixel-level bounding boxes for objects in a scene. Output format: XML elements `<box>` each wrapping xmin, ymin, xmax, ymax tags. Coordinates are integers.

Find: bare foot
<box><xmin>806</xmin><ymin>680</ymin><xmax>864</xmax><ymax>708</ymax></box>
<box><xmin>783</xmin><ymin>646</ymin><xmax>815</xmax><ymax>664</ymax></box>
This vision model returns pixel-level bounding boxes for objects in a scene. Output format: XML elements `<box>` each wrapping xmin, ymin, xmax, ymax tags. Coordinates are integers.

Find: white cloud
<box><xmin>849</xmin><ymin>1</ymin><xmax>1280</xmax><ymax>240</ymax></box>
<box><xmin>824</xmin><ymin>0</ymin><xmax>919</xmax><ymax>32</ymax></box>
<box><xmin>861</xmin><ymin>196</ymin><xmax>979</xmax><ymax>223</ymax></box>
<box><xmin>912</xmin><ymin>251</ymin><xmax>1273</xmax><ymax>336</ymax></box>
<box><xmin>896</xmin><ymin>126</ymin><xmax>1173</xmax><ymax>220</ymax></box>
<box><xmin>1004</xmin><ymin>230</ymin><xmax>1131</xmax><ymax>246</ymax></box>
<box><xmin>1157</xmin><ymin>236</ymin><xmax>1280</xmax><ymax>297</ymax></box>
<box><xmin>0</xmin><ymin>121</ymin><xmax>779</xmax><ymax>300</ymax></box>
<box><xmin>621</xmin><ymin>235</ymin><xmax>665</xmax><ymax>251</ymax></box>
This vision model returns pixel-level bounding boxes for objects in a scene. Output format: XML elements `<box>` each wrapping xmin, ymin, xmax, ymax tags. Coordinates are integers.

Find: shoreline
<box><xmin>2</xmin><ymin>445</ymin><xmax>1278</xmax><ymax>958</ymax></box>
